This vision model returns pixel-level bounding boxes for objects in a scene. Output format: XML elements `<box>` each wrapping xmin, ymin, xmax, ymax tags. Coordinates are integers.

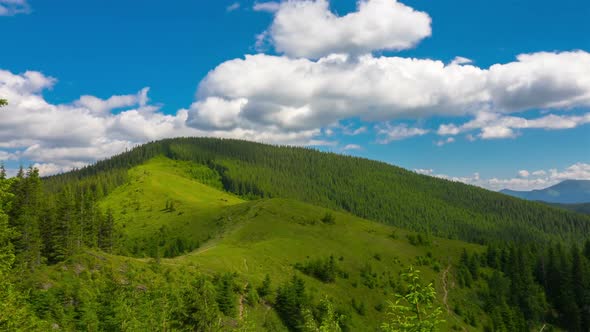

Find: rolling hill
<box><xmin>31</xmin><ymin>156</ymin><xmax>487</xmax><ymax>331</ymax></box>
<box><xmin>501</xmin><ymin>179</ymin><xmax>590</xmax><ymax>204</ymax></box>
<box><xmin>6</xmin><ymin>139</ymin><xmax>588</xmax><ymax>330</ymax></box>
<box><xmin>47</xmin><ymin>137</ymin><xmax>590</xmax><ymax>245</ymax></box>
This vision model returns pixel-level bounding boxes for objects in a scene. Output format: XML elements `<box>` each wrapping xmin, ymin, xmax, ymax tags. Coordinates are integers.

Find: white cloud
<box><xmin>190</xmin><ymin>50</ymin><xmax>590</xmax><ymax>142</ymax></box>
<box><xmin>0</xmin><ymin>0</ymin><xmax>29</xmax><ymax>16</ymax></box>
<box><xmin>438</xmin><ymin>111</ymin><xmax>590</xmax><ymax>140</ymax></box>
<box><xmin>187</xmin><ymin>97</ymin><xmax>248</xmax><ymax>130</ymax></box>
<box><xmin>414</xmin><ymin>168</ymin><xmax>433</xmax><ymax>175</ymax></box>
<box><xmin>518</xmin><ymin>170</ymin><xmax>530</xmax><ymax>178</ymax></box>
<box><xmin>450</xmin><ymin>56</ymin><xmax>472</xmax><ymax>65</ymax></box>
<box><xmin>480</xmin><ymin>125</ymin><xmax>517</xmax><ymax>139</ymax></box>
<box><xmin>376</xmin><ymin>123</ymin><xmax>428</xmax><ymax>143</ymax></box>
<box><xmin>437</xmin><ymin>124</ymin><xmax>461</xmax><ymax>136</ymax></box>
<box><xmin>75</xmin><ymin>87</ymin><xmax>150</xmax><ymax>114</ymax></box>
<box><xmin>264</xmin><ymin>0</ymin><xmax>432</xmax><ymax>58</ymax></box>
<box><xmin>253</xmin><ymin>1</ymin><xmax>280</xmax><ymax>13</ymax></box>
<box><xmin>338</xmin><ymin>123</ymin><xmax>367</xmax><ymax>136</ymax></box>
<box><xmin>488</xmin><ymin>52</ymin><xmax>590</xmax><ymax>111</ymax></box>
<box><xmin>419</xmin><ymin>163</ymin><xmax>590</xmax><ymax>191</ymax></box>
<box><xmin>435</xmin><ymin>137</ymin><xmax>455</xmax><ymax>146</ymax></box>
<box><xmin>226</xmin><ymin>2</ymin><xmax>240</xmax><ymax>12</ymax></box>
<box><xmin>0</xmin><ymin>68</ymin><xmax>340</xmax><ymax>175</ymax></box>
<box><xmin>343</xmin><ymin>144</ymin><xmax>362</xmax><ymax>150</ymax></box>
<box><xmin>549</xmin><ymin>163</ymin><xmax>590</xmax><ymax>182</ymax></box>
<box><xmin>0</xmin><ymin>71</ymin><xmax>196</xmax><ymax>174</ymax></box>
<box><xmin>193</xmin><ymin>53</ymin><xmax>489</xmax><ymax>133</ymax></box>
<box><xmin>32</xmin><ymin>162</ymin><xmax>88</xmax><ymax>177</ymax></box>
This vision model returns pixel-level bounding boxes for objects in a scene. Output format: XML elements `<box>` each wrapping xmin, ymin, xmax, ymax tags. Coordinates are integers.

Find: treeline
<box><xmin>450</xmin><ymin>242</ymin><xmax>590</xmax><ymax>331</ymax></box>
<box><xmin>2</xmin><ymin>165</ymin><xmax>121</xmax><ymax>272</ymax></box>
<box><xmin>47</xmin><ymin>137</ymin><xmax>590</xmax><ymax>245</ymax></box>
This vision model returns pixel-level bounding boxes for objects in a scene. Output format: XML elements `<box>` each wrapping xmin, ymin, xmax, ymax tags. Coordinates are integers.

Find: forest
<box><xmin>47</xmin><ymin>137</ymin><xmax>590</xmax><ymax>245</ymax></box>
<box><xmin>2</xmin><ymin>137</ymin><xmax>590</xmax><ymax>330</ymax></box>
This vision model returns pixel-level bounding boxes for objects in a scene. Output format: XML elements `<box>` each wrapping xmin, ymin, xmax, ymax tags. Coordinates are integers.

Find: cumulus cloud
<box><xmin>263</xmin><ymin>0</ymin><xmax>432</xmax><ymax>58</ymax></box>
<box><xmin>0</xmin><ymin>0</ymin><xmax>29</xmax><ymax>16</ymax></box>
<box><xmin>189</xmin><ymin>50</ymin><xmax>590</xmax><ymax>141</ymax></box>
<box><xmin>488</xmin><ymin>52</ymin><xmax>590</xmax><ymax>111</ymax></box>
<box><xmin>191</xmin><ymin>53</ymin><xmax>490</xmax><ymax>133</ymax></box>
<box><xmin>416</xmin><ymin>163</ymin><xmax>590</xmax><ymax>191</ymax></box>
<box><xmin>0</xmin><ymin>69</ymin><xmax>338</xmax><ymax>176</ymax></box>
<box><xmin>0</xmin><ymin>70</ymin><xmax>195</xmax><ymax>175</ymax></box>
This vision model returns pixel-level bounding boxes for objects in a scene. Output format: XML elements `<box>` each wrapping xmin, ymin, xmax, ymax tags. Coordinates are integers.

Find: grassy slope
<box><xmin>99</xmin><ymin>156</ymin><xmax>243</xmax><ymax>254</ymax></box>
<box><xmin>170</xmin><ymin>198</ymin><xmax>485</xmax><ymax>330</ymax></box>
<box><xmin>88</xmin><ymin>157</ymin><xmax>485</xmax><ymax>330</ymax></box>
<box><xmin>45</xmin><ymin>138</ymin><xmax>590</xmax><ymax>245</ymax></box>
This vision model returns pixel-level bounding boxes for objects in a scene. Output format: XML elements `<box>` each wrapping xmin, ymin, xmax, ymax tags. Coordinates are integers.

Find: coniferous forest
<box><xmin>1</xmin><ymin>138</ymin><xmax>590</xmax><ymax>331</ymax></box>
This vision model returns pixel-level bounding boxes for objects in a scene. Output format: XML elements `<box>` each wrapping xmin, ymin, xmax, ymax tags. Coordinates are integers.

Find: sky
<box><xmin>0</xmin><ymin>0</ymin><xmax>589</xmax><ymax>191</ymax></box>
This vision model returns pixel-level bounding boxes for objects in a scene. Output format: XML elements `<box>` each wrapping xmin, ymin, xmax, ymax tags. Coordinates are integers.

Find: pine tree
<box><xmin>9</xmin><ymin>167</ymin><xmax>44</xmax><ymax>271</ymax></box>
<box><xmin>0</xmin><ymin>163</ymin><xmax>6</xmax><ymax>180</ymax></box>
<box><xmin>177</xmin><ymin>277</ymin><xmax>221</xmax><ymax>331</ymax></box>
<box><xmin>572</xmin><ymin>246</ymin><xmax>590</xmax><ymax>331</ymax></box>
<box><xmin>257</xmin><ymin>274</ymin><xmax>272</xmax><ymax>299</ymax></box>
<box><xmin>216</xmin><ymin>273</ymin><xmax>237</xmax><ymax>316</ymax></box>
<box><xmin>98</xmin><ymin>209</ymin><xmax>115</xmax><ymax>252</ymax></box>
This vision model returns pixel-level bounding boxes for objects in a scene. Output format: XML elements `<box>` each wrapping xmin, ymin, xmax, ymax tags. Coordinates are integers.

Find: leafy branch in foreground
<box><xmin>382</xmin><ymin>266</ymin><xmax>444</xmax><ymax>332</ymax></box>
<box><xmin>302</xmin><ymin>296</ymin><xmax>345</xmax><ymax>332</ymax></box>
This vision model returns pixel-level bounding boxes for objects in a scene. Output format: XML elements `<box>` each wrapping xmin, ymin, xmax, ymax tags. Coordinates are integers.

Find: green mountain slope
<box><xmin>99</xmin><ymin>156</ymin><xmax>243</xmax><ymax>257</ymax></box>
<box><xmin>47</xmin><ymin>137</ymin><xmax>590</xmax><ymax>245</ymax></box>
<box><xmin>168</xmin><ymin>198</ymin><xmax>486</xmax><ymax>330</ymax></box>
<box><xmin>33</xmin><ymin>158</ymin><xmax>488</xmax><ymax>331</ymax></box>
<box><xmin>546</xmin><ymin>202</ymin><xmax>590</xmax><ymax>215</ymax></box>
<box><xmin>10</xmin><ymin>141</ymin><xmax>587</xmax><ymax>331</ymax></box>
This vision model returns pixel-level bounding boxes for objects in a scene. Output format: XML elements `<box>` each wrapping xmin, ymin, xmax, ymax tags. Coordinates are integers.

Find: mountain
<box><xmin>47</xmin><ymin>137</ymin><xmax>590</xmax><ymax>245</ymax></box>
<box><xmin>4</xmin><ymin>138</ymin><xmax>589</xmax><ymax>331</ymax></box>
<box><xmin>33</xmin><ymin>156</ymin><xmax>486</xmax><ymax>331</ymax></box>
<box><xmin>501</xmin><ymin>179</ymin><xmax>590</xmax><ymax>204</ymax></box>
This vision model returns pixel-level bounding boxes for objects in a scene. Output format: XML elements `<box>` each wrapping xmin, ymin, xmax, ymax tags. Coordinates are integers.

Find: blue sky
<box><xmin>0</xmin><ymin>0</ymin><xmax>589</xmax><ymax>190</ymax></box>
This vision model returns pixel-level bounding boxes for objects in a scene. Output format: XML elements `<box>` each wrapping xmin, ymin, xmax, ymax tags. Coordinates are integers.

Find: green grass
<box><xmin>169</xmin><ymin>198</ymin><xmax>486</xmax><ymax>330</ymax></box>
<box><xmin>99</xmin><ymin>156</ymin><xmax>243</xmax><ymax>255</ymax></box>
<box><xmin>89</xmin><ymin>157</ymin><xmax>489</xmax><ymax>330</ymax></box>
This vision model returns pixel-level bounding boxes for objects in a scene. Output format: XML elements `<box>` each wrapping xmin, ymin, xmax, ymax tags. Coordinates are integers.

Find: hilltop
<box><xmin>47</xmin><ymin>137</ymin><xmax>590</xmax><ymax>245</ymax></box>
<box><xmin>32</xmin><ymin>156</ymin><xmax>487</xmax><ymax>331</ymax></box>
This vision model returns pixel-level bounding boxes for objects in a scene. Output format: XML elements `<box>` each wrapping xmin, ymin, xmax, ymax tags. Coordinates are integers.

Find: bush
<box><xmin>295</xmin><ymin>256</ymin><xmax>343</xmax><ymax>283</ymax></box>
<box><xmin>321</xmin><ymin>212</ymin><xmax>336</xmax><ymax>224</ymax></box>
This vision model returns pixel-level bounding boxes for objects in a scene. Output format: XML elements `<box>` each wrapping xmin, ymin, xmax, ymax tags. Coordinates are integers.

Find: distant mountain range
<box><xmin>501</xmin><ymin>179</ymin><xmax>590</xmax><ymax>204</ymax></box>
